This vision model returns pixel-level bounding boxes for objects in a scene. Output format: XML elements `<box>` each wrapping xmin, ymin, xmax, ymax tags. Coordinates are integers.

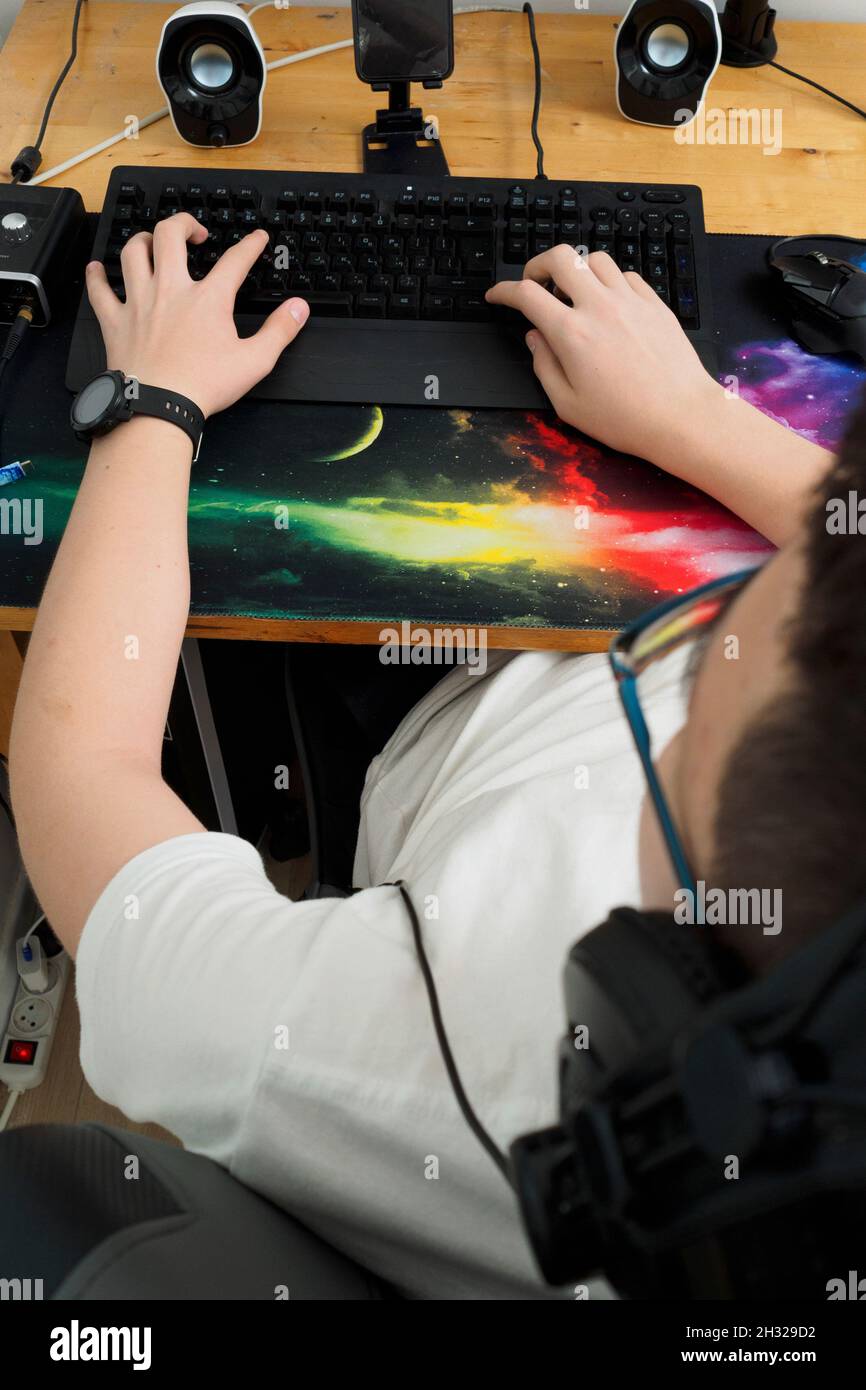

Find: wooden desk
<box><xmin>0</xmin><ymin>2</ymin><xmax>865</xmax><ymax>747</ymax></box>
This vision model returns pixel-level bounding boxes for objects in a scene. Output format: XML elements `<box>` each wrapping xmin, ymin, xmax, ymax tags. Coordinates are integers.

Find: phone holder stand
<box><xmin>361</xmin><ymin>80</ymin><xmax>450</xmax><ymax>177</ymax></box>
<box><xmin>720</xmin><ymin>1</ymin><xmax>778</xmax><ymax>68</ymax></box>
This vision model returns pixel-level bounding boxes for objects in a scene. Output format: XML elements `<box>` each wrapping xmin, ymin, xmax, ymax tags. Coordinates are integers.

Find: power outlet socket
<box><xmin>0</xmin><ymin>950</ymin><xmax>70</xmax><ymax>1091</ymax></box>
<box><xmin>12</xmin><ymin>995</ymin><xmax>52</xmax><ymax>1033</ymax></box>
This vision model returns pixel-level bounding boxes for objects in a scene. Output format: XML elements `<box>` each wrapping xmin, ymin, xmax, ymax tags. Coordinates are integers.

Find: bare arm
<box><xmin>9</xmin><ymin>214</ymin><xmax>309</xmax><ymax>956</ymax></box>
<box><xmin>487</xmin><ymin>246</ymin><xmax>834</xmax><ymax>546</ymax></box>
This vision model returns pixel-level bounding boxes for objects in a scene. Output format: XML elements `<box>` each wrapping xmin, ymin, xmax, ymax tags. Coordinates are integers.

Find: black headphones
<box><xmin>399</xmin><ymin>883</ymin><xmax>866</xmax><ymax>1299</ymax></box>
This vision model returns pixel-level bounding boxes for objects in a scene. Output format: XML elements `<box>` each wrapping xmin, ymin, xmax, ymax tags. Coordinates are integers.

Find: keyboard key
<box><xmin>643</xmin><ymin>189</ymin><xmax>686</xmax><ymax>204</ymax></box>
<box><xmin>674</xmin><ymin>244</ymin><xmax>694</xmax><ymax>277</ymax></box>
<box><xmin>423</xmin><ymin>294</ymin><xmax>454</xmax><ymax>319</ymax></box>
<box><xmin>456</xmin><ymin>294</ymin><xmax>492</xmax><ymax>321</ymax></box>
<box><xmin>427</xmin><ymin>275</ymin><xmax>491</xmax><ymax>293</ymax></box>
<box><xmin>306</xmin><ymin>291</ymin><xmax>353</xmax><ymax>316</ymax></box>
<box><xmin>675</xmin><ymin>280</ymin><xmax>698</xmax><ymax>320</ymax></box>
<box><xmin>357</xmin><ymin>293</ymin><xmax>386</xmax><ymax>317</ymax></box>
<box><xmin>390</xmin><ymin>293</ymin><xmax>419</xmax><ymax>318</ymax></box>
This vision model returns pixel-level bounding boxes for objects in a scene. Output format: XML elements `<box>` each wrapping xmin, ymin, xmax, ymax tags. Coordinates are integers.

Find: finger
<box><xmin>622</xmin><ymin>269</ymin><xmax>660</xmax><ymax>304</ymax></box>
<box><xmin>151</xmin><ymin>212</ymin><xmax>208</xmax><ymax>281</ymax></box>
<box><xmin>205</xmin><ymin>228</ymin><xmax>269</xmax><ymax>298</ymax></box>
<box><xmin>526</xmin><ymin>329</ymin><xmax>573</xmax><ymax>418</ymax></box>
<box><xmin>119</xmin><ymin>230</ymin><xmax>154</xmax><ymax>295</ymax></box>
<box><xmin>244</xmin><ymin>297</ymin><xmax>310</xmax><ymax>375</ymax></box>
<box><xmin>585</xmin><ymin>250</ymin><xmax>624</xmax><ymax>290</ymax></box>
<box><xmin>485</xmin><ymin>276</ymin><xmax>572</xmax><ymax>342</ymax></box>
<box><xmin>84</xmin><ymin>260</ymin><xmax>122</xmax><ymax>331</ymax></box>
<box><xmin>522</xmin><ymin>243</ymin><xmax>598</xmax><ymax>306</ymax></box>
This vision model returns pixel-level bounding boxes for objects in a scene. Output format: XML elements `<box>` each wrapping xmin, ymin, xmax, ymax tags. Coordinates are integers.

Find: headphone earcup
<box><xmin>561</xmin><ymin>906</ymin><xmax>744</xmax><ymax>1094</ymax></box>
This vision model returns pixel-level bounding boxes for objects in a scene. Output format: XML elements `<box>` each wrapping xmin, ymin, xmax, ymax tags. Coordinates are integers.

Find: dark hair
<box><xmin>709</xmin><ymin>389</ymin><xmax>866</xmax><ymax>974</ymax></box>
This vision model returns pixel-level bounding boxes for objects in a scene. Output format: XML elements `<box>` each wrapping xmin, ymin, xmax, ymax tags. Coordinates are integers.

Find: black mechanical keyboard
<box><xmin>67</xmin><ymin>167</ymin><xmax>716</xmax><ymax>409</ymax></box>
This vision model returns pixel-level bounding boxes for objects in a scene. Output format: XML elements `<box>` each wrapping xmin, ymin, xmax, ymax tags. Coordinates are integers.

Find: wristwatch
<box><xmin>70</xmin><ymin>370</ymin><xmax>204</xmax><ymax>461</ymax></box>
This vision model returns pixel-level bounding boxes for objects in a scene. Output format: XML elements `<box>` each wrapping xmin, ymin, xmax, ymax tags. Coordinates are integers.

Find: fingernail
<box><xmin>288</xmin><ymin>298</ymin><xmax>310</xmax><ymax>324</ymax></box>
<box><xmin>526</xmin><ymin>332</ymin><xmax>537</xmax><ymax>353</ymax></box>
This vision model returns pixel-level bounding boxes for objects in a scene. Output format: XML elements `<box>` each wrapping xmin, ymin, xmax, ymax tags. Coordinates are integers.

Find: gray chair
<box><xmin>0</xmin><ymin>1122</ymin><xmax>388</xmax><ymax>1299</ymax></box>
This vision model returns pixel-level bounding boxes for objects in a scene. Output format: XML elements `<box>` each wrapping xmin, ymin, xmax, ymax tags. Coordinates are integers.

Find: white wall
<box><xmin>2</xmin><ymin>0</ymin><xmax>863</xmax><ymax>50</ymax></box>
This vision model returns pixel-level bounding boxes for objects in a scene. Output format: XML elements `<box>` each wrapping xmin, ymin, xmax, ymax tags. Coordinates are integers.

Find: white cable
<box><xmin>29</xmin><ymin>108</ymin><xmax>169</xmax><ymax>187</ymax></box>
<box><xmin>245</xmin><ymin>1</ymin><xmax>284</xmax><ymax>18</ymax></box>
<box><xmin>21</xmin><ymin>911</ymin><xmax>46</xmax><ymax>948</ymax></box>
<box><xmin>0</xmin><ymin>1088</ymin><xmax>22</xmax><ymax>1132</ymax></box>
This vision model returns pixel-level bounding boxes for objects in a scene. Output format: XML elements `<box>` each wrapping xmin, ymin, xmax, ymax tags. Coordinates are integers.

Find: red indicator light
<box><xmin>6</xmin><ymin>1039</ymin><xmax>37</xmax><ymax>1064</ymax></box>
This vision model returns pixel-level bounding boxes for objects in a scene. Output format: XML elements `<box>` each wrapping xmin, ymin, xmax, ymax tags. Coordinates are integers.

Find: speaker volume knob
<box><xmin>1</xmin><ymin>211</ymin><xmax>32</xmax><ymax>244</ymax></box>
<box><xmin>207</xmin><ymin>123</ymin><xmax>229</xmax><ymax>148</ymax></box>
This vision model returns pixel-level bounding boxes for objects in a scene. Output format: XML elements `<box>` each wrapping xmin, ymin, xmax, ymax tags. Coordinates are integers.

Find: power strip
<box><xmin>0</xmin><ymin>950</ymin><xmax>70</xmax><ymax>1091</ymax></box>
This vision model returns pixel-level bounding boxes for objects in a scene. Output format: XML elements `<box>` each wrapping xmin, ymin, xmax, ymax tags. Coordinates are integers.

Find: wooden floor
<box><xmin>6</xmin><ymin>848</ymin><xmax>311</xmax><ymax>1141</ymax></box>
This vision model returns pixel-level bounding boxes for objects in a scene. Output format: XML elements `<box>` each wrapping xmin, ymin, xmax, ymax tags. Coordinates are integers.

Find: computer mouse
<box><xmin>769</xmin><ymin>235</ymin><xmax>866</xmax><ymax>362</ymax></box>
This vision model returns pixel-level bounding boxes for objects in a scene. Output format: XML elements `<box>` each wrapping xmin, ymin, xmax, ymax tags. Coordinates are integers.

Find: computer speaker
<box><xmin>156</xmin><ymin>1</ymin><xmax>267</xmax><ymax>148</ymax></box>
<box><xmin>615</xmin><ymin>0</ymin><xmax>722</xmax><ymax>128</ymax></box>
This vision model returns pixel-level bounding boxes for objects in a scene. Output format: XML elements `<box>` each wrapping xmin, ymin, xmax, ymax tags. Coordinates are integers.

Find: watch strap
<box><xmin>126</xmin><ymin>381</ymin><xmax>205</xmax><ymax>461</ymax></box>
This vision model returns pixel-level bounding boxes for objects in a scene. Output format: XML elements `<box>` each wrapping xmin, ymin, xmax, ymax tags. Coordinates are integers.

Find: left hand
<box><xmin>85</xmin><ymin>213</ymin><xmax>310</xmax><ymax>419</ymax></box>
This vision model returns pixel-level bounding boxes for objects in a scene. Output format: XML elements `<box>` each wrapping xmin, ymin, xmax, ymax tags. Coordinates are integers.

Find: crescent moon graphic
<box><xmin>317</xmin><ymin>406</ymin><xmax>384</xmax><ymax>462</ymax></box>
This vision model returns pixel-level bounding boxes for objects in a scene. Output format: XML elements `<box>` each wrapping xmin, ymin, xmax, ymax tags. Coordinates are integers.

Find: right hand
<box><xmin>486</xmin><ymin>245</ymin><xmax>723</xmax><ymax>463</ymax></box>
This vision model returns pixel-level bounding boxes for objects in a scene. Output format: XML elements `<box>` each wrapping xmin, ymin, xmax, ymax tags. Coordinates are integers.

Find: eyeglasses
<box><xmin>608</xmin><ymin>567</ymin><xmax>764</xmax><ymax>896</ymax></box>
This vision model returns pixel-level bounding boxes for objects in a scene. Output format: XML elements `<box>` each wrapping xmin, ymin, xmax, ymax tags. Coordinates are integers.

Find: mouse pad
<box><xmin>1</xmin><ymin>230</ymin><xmax>864</xmax><ymax>632</ymax></box>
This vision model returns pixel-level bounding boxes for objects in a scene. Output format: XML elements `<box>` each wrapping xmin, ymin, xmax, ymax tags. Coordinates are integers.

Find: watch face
<box><xmin>72</xmin><ymin>373</ymin><xmax>122</xmax><ymax>429</ymax></box>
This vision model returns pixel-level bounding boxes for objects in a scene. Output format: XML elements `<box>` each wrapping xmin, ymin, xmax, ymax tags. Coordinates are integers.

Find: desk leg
<box><xmin>164</xmin><ymin>638</ymin><xmax>239</xmax><ymax>836</ymax></box>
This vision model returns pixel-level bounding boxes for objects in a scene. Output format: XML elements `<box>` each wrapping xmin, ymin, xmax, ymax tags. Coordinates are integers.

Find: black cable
<box><xmin>10</xmin><ymin>0</ymin><xmax>87</xmax><ymax>182</ymax></box>
<box><xmin>396</xmin><ymin>882</ymin><xmax>516</xmax><ymax>1189</ymax></box>
<box><xmin>0</xmin><ymin>307</ymin><xmax>33</xmax><ymax>392</ymax></box>
<box><xmin>522</xmin><ymin>3</ymin><xmax>546</xmax><ymax>179</ymax></box>
<box><xmin>34</xmin><ymin>0</ymin><xmax>87</xmax><ymax>152</ymax></box>
<box><xmin>729</xmin><ymin>39</ymin><xmax>866</xmax><ymax>123</ymax></box>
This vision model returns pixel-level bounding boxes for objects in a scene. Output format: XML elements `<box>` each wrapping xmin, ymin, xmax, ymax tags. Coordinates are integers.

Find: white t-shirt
<box><xmin>76</xmin><ymin>649</ymin><xmax>688</xmax><ymax>1300</ymax></box>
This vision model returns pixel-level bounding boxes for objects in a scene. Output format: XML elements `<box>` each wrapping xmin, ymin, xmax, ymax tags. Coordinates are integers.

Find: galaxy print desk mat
<box><xmin>1</xmin><ymin>233</ymin><xmax>864</xmax><ymax>636</ymax></box>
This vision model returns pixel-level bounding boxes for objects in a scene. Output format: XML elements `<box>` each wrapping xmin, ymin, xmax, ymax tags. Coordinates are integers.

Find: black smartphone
<box><xmin>352</xmin><ymin>0</ymin><xmax>454</xmax><ymax>85</ymax></box>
